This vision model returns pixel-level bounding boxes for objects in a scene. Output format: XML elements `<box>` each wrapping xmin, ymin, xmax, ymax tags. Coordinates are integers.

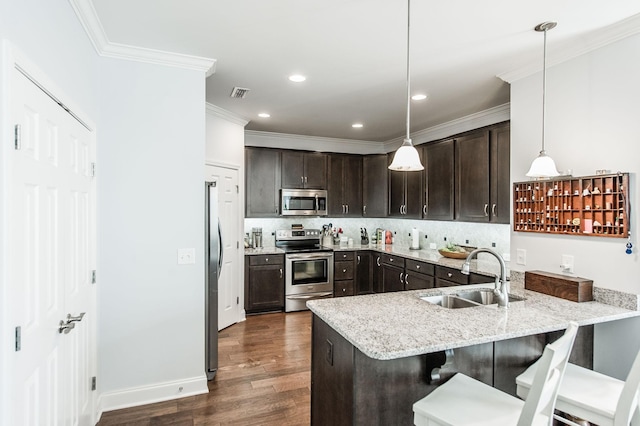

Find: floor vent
<box><xmin>230</xmin><ymin>87</ymin><xmax>250</xmax><ymax>99</ymax></box>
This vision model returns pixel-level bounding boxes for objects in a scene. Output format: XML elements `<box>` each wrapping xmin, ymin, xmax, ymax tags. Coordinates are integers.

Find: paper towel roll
<box><xmin>411</xmin><ymin>228</ymin><xmax>419</xmax><ymax>249</ymax></box>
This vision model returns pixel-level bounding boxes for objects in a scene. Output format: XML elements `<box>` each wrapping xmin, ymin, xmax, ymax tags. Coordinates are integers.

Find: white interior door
<box><xmin>206</xmin><ymin>165</ymin><xmax>240</xmax><ymax>330</ymax></box>
<box><xmin>6</xmin><ymin>66</ymin><xmax>96</xmax><ymax>425</ymax></box>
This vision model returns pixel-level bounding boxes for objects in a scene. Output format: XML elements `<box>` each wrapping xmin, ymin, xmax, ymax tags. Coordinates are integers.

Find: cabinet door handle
<box><xmin>279</xmin><ymin>268</ymin><xmax>283</xmax><ymax>278</ymax></box>
<box><xmin>484</xmin><ymin>204</ymin><xmax>489</xmax><ymax>216</ymax></box>
<box><xmin>357</xmin><ymin>255</ymin><xmax>360</xmax><ymax>265</ymax></box>
<box><xmin>423</xmin><ymin>205</ymin><xmax>427</xmax><ymax>215</ymax></box>
<box><xmin>376</xmin><ymin>256</ymin><xmax>381</xmax><ymax>267</ymax></box>
<box><xmin>305</xmin><ymin>176</ymin><xmax>308</xmax><ymax>184</ymax></box>
<box><xmin>363</xmin><ymin>205</ymin><xmax>367</xmax><ymax>215</ymax></box>
<box><xmin>346</xmin><ymin>204</ymin><xmax>349</xmax><ymax>214</ymax></box>
<box><xmin>301</xmin><ymin>176</ymin><xmax>304</xmax><ymax>185</ymax></box>
<box><xmin>399</xmin><ymin>205</ymin><xmax>403</xmax><ymax>214</ymax></box>
<box><xmin>399</xmin><ymin>272</ymin><xmax>404</xmax><ymax>284</ymax></box>
<box><xmin>492</xmin><ymin>204</ymin><xmax>497</xmax><ymax>216</ymax></box>
<box><xmin>405</xmin><ymin>274</ymin><xmax>409</xmax><ymax>285</ymax></box>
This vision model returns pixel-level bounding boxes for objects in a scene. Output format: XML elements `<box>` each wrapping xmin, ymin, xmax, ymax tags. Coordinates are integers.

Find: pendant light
<box><xmin>526</xmin><ymin>21</ymin><xmax>560</xmax><ymax>178</ymax></box>
<box><xmin>388</xmin><ymin>0</ymin><xmax>424</xmax><ymax>171</ymax></box>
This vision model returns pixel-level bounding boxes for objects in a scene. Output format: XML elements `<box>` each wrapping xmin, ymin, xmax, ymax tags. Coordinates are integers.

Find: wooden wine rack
<box><xmin>513</xmin><ymin>173</ymin><xmax>629</xmax><ymax>238</ymax></box>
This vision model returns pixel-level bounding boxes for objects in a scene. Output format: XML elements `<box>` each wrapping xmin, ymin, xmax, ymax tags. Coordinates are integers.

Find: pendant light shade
<box><xmin>526</xmin><ymin>21</ymin><xmax>559</xmax><ymax>178</ymax></box>
<box><xmin>388</xmin><ymin>0</ymin><xmax>424</xmax><ymax>172</ymax></box>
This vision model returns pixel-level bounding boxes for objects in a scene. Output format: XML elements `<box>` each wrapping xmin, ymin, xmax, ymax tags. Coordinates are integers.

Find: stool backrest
<box><xmin>615</xmin><ymin>347</ymin><xmax>640</xmax><ymax>426</ymax></box>
<box><xmin>518</xmin><ymin>322</ymin><xmax>579</xmax><ymax>426</ymax></box>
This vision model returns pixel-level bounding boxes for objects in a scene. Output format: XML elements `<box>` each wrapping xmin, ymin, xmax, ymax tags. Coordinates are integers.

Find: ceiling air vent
<box><xmin>230</xmin><ymin>87</ymin><xmax>250</xmax><ymax>99</ymax></box>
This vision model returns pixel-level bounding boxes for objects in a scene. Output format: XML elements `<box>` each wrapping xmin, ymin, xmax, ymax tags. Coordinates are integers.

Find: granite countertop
<box><xmin>307</xmin><ymin>283</ymin><xmax>640</xmax><ymax>361</ymax></box>
<box><xmin>244</xmin><ymin>247</ymin><xmax>285</xmax><ymax>255</ymax></box>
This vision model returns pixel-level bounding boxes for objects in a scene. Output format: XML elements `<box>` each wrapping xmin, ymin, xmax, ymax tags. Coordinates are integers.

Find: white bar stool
<box><xmin>516</xmin><ymin>344</ymin><xmax>640</xmax><ymax>425</ymax></box>
<box><xmin>413</xmin><ymin>322</ymin><xmax>579</xmax><ymax>426</ymax></box>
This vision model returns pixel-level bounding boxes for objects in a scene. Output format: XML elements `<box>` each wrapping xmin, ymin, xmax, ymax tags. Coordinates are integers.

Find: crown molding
<box><xmin>206</xmin><ymin>103</ymin><xmax>249</xmax><ymax>127</ymax></box>
<box><xmin>245</xmin><ymin>131</ymin><xmax>386</xmax><ymax>155</ymax></box>
<box><xmin>499</xmin><ymin>13</ymin><xmax>640</xmax><ymax>83</ymax></box>
<box><xmin>68</xmin><ymin>0</ymin><xmax>216</xmax><ymax>75</ymax></box>
<box><xmin>383</xmin><ymin>103</ymin><xmax>511</xmax><ymax>152</ymax></box>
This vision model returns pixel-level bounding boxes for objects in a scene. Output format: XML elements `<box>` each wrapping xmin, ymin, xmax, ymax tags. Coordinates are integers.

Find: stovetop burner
<box><xmin>275</xmin><ymin>229</ymin><xmax>331</xmax><ymax>253</ymax></box>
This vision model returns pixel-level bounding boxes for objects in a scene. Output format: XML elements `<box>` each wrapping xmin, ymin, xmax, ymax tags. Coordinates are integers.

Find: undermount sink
<box><xmin>456</xmin><ymin>288</ymin><xmax>525</xmax><ymax>305</ymax></box>
<box><xmin>420</xmin><ymin>289</ymin><xmax>525</xmax><ymax>309</ymax></box>
<box><xmin>420</xmin><ymin>294</ymin><xmax>480</xmax><ymax>309</ymax></box>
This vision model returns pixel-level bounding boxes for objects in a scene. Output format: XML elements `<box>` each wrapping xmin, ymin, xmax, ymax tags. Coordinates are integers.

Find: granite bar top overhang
<box><xmin>307</xmin><ymin>285</ymin><xmax>640</xmax><ymax>361</ymax></box>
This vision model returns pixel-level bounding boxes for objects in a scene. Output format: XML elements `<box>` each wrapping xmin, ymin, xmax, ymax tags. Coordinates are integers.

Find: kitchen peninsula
<box><xmin>307</xmin><ymin>281</ymin><xmax>639</xmax><ymax>425</ymax></box>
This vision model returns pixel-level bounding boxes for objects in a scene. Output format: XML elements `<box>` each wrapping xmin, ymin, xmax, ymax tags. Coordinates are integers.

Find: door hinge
<box><xmin>90</xmin><ymin>162</ymin><xmax>96</xmax><ymax>177</ymax></box>
<box><xmin>91</xmin><ymin>376</ymin><xmax>96</xmax><ymax>391</ymax></box>
<box><xmin>14</xmin><ymin>124</ymin><xmax>21</xmax><ymax>150</ymax></box>
<box><xmin>15</xmin><ymin>326</ymin><xmax>21</xmax><ymax>351</ymax></box>
<box><xmin>91</xmin><ymin>270</ymin><xmax>96</xmax><ymax>284</ymax></box>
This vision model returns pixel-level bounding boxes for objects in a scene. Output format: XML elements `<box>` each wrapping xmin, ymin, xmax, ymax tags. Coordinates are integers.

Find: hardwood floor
<box><xmin>97</xmin><ymin>311</ymin><xmax>312</xmax><ymax>425</ymax></box>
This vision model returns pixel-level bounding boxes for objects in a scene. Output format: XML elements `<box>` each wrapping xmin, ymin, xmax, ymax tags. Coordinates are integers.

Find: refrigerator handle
<box><xmin>217</xmin><ymin>219</ymin><xmax>224</xmax><ymax>273</ymax></box>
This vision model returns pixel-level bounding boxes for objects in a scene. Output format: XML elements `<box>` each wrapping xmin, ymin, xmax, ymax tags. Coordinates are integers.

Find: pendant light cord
<box><xmin>541</xmin><ymin>27</ymin><xmax>547</xmax><ymax>154</ymax></box>
<box><xmin>405</xmin><ymin>0</ymin><xmax>411</xmax><ymax>143</ymax></box>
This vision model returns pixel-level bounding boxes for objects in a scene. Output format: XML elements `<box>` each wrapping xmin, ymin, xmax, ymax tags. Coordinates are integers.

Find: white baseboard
<box><xmin>97</xmin><ymin>375</ymin><xmax>209</xmax><ymax>417</ymax></box>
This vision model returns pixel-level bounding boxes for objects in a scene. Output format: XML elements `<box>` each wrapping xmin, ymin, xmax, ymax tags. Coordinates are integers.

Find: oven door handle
<box><xmin>286</xmin><ymin>253</ymin><xmax>333</xmax><ymax>260</ymax></box>
<box><xmin>286</xmin><ymin>292</ymin><xmax>333</xmax><ymax>301</ymax></box>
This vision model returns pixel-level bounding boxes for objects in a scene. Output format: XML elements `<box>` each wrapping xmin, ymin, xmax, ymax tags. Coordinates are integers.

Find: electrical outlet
<box><xmin>516</xmin><ymin>249</ymin><xmax>526</xmax><ymax>265</ymax></box>
<box><xmin>177</xmin><ymin>248</ymin><xmax>196</xmax><ymax>265</ymax></box>
<box><xmin>561</xmin><ymin>255</ymin><xmax>574</xmax><ymax>274</ymax></box>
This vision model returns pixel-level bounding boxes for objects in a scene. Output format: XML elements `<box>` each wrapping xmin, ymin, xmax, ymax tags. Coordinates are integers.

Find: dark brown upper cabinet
<box><xmin>455</xmin><ymin>123</ymin><xmax>510</xmax><ymax>223</ymax></box>
<box><xmin>388</xmin><ymin>151</ymin><xmax>423</xmax><ymax>218</ymax></box>
<box><xmin>423</xmin><ymin>139</ymin><xmax>455</xmax><ymax>220</ymax></box>
<box><xmin>328</xmin><ymin>154</ymin><xmax>362</xmax><ymax>217</ymax></box>
<box><xmin>245</xmin><ymin>147</ymin><xmax>281</xmax><ymax>217</ymax></box>
<box><xmin>362</xmin><ymin>154</ymin><xmax>388</xmax><ymax>218</ymax></box>
<box><xmin>281</xmin><ymin>150</ymin><xmax>327</xmax><ymax>189</ymax></box>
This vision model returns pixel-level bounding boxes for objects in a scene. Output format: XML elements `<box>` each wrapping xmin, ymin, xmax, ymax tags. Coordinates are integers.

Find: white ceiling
<box><xmin>90</xmin><ymin>0</ymin><xmax>640</xmax><ymax>142</ymax></box>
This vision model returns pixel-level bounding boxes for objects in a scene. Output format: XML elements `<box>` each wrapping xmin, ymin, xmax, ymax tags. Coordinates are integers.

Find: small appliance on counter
<box><xmin>251</xmin><ymin>227</ymin><xmax>263</xmax><ymax>248</ymax></box>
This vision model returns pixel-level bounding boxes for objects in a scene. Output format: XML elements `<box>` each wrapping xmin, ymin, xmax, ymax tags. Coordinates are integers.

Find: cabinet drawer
<box><xmin>249</xmin><ymin>254</ymin><xmax>284</xmax><ymax>266</ymax></box>
<box><xmin>405</xmin><ymin>259</ymin><xmax>434</xmax><ymax>276</ymax></box>
<box><xmin>334</xmin><ymin>280</ymin><xmax>355</xmax><ymax>297</ymax></box>
<box><xmin>381</xmin><ymin>254</ymin><xmax>405</xmax><ymax>267</ymax></box>
<box><xmin>435</xmin><ymin>277</ymin><xmax>462</xmax><ymax>288</ymax></box>
<box><xmin>335</xmin><ymin>261</ymin><xmax>355</xmax><ymax>280</ymax></box>
<box><xmin>405</xmin><ymin>272</ymin><xmax>434</xmax><ymax>290</ymax></box>
<box><xmin>335</xmin><ymin>251</ymin><xmax>355</xmax><ymax>261</ymax></box>
<box><xmin>469</xmin><ymin>272</ymin><xmax>495</xmax><ymax>284</ymax></box>
<box><xmin>435</xmin><ymin>265</ymin><xmax>468</xmax><ymax>285</ymax></box>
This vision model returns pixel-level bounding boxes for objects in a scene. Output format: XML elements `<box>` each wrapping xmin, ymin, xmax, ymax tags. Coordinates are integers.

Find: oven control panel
<box><xmin>276</xmin><ymin>229</ymin><xmax>321</xmax><ymax>240</ymax></box>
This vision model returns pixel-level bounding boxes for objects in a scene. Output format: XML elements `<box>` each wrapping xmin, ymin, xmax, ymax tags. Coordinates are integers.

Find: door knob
<box><xmin>66</xmin><ymin>312</ymin><xmax>85</xmax><ymax>323</ymax></box>
<box><xmin>58</xmin><ymin>320</ymin><xmax>76</xmax><ymax>334</ymax></box>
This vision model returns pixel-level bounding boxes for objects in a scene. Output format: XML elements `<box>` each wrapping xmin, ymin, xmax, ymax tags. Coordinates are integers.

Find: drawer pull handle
<box><xmin>343</xmin><ymin>269</ymin><xmax>347</xmax><ymax>273</ymax></box>
<box><xmin>416</xmin><ymin>265</ymin><xmax>420</xmax><ymax>269</ymax></box>
<box><xmin>265</xmin><ymin>258</ymin><xmax>269</xmax><ymax>262</ymax></box>
<box><xmin>447</xmin><ymin>272</ymin><xmax>453</xmax><ymax>277</ymax></box>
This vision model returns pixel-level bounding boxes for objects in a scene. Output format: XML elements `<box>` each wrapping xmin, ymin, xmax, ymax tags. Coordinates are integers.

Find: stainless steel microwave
<box><xmin>281</xmin><ymin>189</ymin><xmax>328</xmax><ymax>216</ymax></box>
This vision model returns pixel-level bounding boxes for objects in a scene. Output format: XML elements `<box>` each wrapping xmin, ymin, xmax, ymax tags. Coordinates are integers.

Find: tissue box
<box><xmin>525</xmin><ymin>270</ymin><xmax>593</xmax><ymax>302</ymax></box>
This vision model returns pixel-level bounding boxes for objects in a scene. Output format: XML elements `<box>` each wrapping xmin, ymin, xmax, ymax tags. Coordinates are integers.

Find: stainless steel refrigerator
<box><xmin>205</xmin><ymin>181</ymin><xmax>222</xmax><ymax>380</ymax></box>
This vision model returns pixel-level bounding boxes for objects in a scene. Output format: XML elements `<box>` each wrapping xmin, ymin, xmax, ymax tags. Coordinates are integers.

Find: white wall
<box><xmin>97</xmin><ymin>58</ymin><xmax>208</xmax><ymax>408</ymax></box>
<box><xmin>509</xmin><ymin>33</ymin><xmax>640</xmax><ymax>379</ymax></box>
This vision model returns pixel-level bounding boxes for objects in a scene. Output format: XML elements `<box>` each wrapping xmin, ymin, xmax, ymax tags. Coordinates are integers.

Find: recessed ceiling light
<box><xmin>258</xmin><ymin>113</ymin><xmax>271</xmax><ymax>118</ymax></box>
<box><xmin>352</xmin><ymin>123</ymin><xmax>364</xmax><ymax>128</ymax></box>
<box><xmin>289</xmin><ymin>74</ymin><xmax>306</xmax><ymax>83</ymax></box>
<box><xmin>412</xmin><ymin>94</ymin><xmax>428</xmax><ymax>101</ymax></box>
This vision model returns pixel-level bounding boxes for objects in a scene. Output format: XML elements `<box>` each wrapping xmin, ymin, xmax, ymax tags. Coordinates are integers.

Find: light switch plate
<box><xmin>177</xmin><ymin>248</ymin><xmax>196</xmax><ymax>265</ymax></box>
<box><xmin>516</xmin><ymin>249</ymin><xmax>526</xmax><ymax>265</ymax></box>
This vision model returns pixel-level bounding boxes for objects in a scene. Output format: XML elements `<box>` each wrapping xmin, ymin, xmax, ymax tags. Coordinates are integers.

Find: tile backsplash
<box><xmin>245</xmin><ymin>217</ymin><xmax>510</xmax><ymax>257</ymax></box>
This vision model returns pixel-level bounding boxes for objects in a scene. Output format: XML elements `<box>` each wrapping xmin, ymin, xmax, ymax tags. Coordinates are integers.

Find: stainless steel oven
<box><xmin>276</xmin><ymin>229</ymin><xmax>334</xmax><ymax>312</ymax></box>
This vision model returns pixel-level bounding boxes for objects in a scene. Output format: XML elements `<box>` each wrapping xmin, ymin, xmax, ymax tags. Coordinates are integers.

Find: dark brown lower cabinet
<box><xmin>311</xmin><ymin>315</ymin><xmax>593</xmax><ymax>426</ymax></box>
<box><xmin>355</xmin><ymin>251</ymin><xmax>373</xmax><ymax>295</ymax></box>
<box><xmin>381</xmin><ymin>263</ymin><xmax>404</xmax><ymax>292</ymax></box>
<box><xmin>244</xmin><ymin>255</ymin><xmax>284</xmax><ymax>313</ymax></box>
<box><xmin>372</xmin><ymin>253</ymin><xmax>383</xmax><ymax>293</ymax></box>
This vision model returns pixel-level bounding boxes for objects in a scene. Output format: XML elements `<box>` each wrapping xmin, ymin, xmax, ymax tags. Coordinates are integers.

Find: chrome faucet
<box><xmin>461</xmin><ymin>248</ymin><xmax>509</xmax><ymax>308</ymax></box>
